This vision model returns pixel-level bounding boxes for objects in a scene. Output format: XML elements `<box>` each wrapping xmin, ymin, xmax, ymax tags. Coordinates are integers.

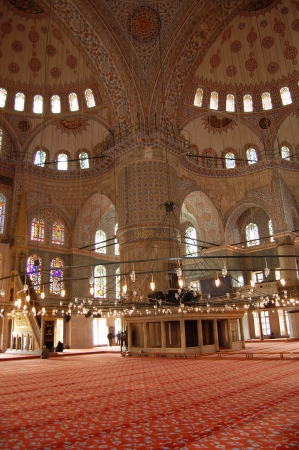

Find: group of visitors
<box><xmin>107</xmin><ymin>331</ymin><xmax>123</xmax><ymax>346</ymax></box>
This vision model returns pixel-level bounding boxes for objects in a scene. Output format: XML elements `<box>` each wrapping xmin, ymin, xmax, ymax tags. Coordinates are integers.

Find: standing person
<box><xmin>41</xmin><ymin>345</ymin><xmax>50</xmax><ymax>359</ymax></box>
<box><xmin>116</xmin><ymin>331</ymin><xmax>121</xmax><ymax>345</ymax></box>
<box><xmin>107</xmin><ymin>331</ymin><xmax>114</xmax><ymax>346</ymax></box>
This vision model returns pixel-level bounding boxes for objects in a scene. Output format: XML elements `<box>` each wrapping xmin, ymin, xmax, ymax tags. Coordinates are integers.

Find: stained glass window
<box><xmin>27</xmin><ymin>255</ymin><xmax>42</xmax><ymax>294</ymax></box>
<box><xmin>79</xmin><ymin>151</ymin><xmax>89</xmax><ymax>169</ymax></box>
<box><xmin>246</xmin><ymin>148</ymin><xmax>258</xmax><ymax>164</ymax></box>
<box><xmin>210</xmin><ymin>91</ymin><xmax>218</xmax><ymax>110</ymax></box>
<box><xmin>57</xmin><ymin>153</ymin><xmax>68</xmax><ymax>170</ymax></box>
<box><xmin>225</xmin><ymin>152</ymin><xmax>236</xmax><ymax>168</ymax></box>
<box><xmin>0</xmin><ymin>194</ymin><xmax>6</xmax><ymax>234</ymax></box>
<box><xmin>245</xmin><ymin>223</ymin><xmax>260</xmax><ymax>247</ymax></box>
<box><xmin>14</xmin><ymin>92</ymin><xmax>25</xmax><ymax>111</ymax></box>
<box><xmin>30</xmin><ymin>218</ymin><xmax>45</xmax><ymax>242</ymax></box>
<box><xmin>85</xmin><ymin>89</ymin><xmax>96</xmax><ymax>108</ymax></box>
<box><xmin>185</xmin><ymin>227</ymin><xmax>198</xmax><ymax>257</ymax></box>
<box><xmin>280</xmin><ymin>87</ymin><xmax>292</xmax><ymax>106</ymax></box>
<box><xmin>268</xmin><ymin>219</ymin><xmax>275</xmax><ymax>242</ymax></box>
<box><xmin>194</xmin><ymin>88</ymin><xmax>203</xmax><ymax>107</ymax></box>
<box><xmin>33</xmin><ymin>95</ymin><xmax>43</xmax><ymax>114</ymax></box>
<box><xmin>0</xmin><ymin>129</ymin><xmax>3</xmax><ymax>153</ymax></box>
<box><xmin>50</xmin><ymin>257</ymin><xmax>64</xmax><ymax>295</ymax></box>
<box><xmin>51</xmin><ymin>95</ymin><xmax>61</xmax><ymax>113</ymax></box>
<box><xmin>243</xmin><ymin>94</ymin><xmax>253</xmax><ymax>112</ymax></box>
<box><xmin>115</xmin><ymin>224</ymin><xmax>119</xmax><ymax>255</ymax></box>
<box><xmin>262</xmin><ymin>92</ymin><xmax>272</xmax><ymax>110</ymax></box>
<box><xmin>69</xmin><ymin>92</ymin><xmax>79</xmax><ymax>111</ymax></box>
<box><xmin>34</xmin><ymin>150</ymin><xmax>46</xmax><ymax>167</ymax></box>
<box><xmin>52</xmin><ymin>221</ymin><xmax>65</xmax><ymax>245</ymax></box>
<box><xmin>115</xmin><ymin>267</ymin><xmax>120</xmax><ymax>299</ymax></box>
<box><xmin>95</xmin><ymin>230</ymin><xmax>106</xmax><ymax>253</ymax></box>
<box><xmin>226</xmin><ymin>94</ymin><xmax>235</xmax><ymax>112</ymax></box>
<box><xmin>94</xmin><ymin>265</ymin><xmax>106</xmax><ymax>298</ymax></box>
<box><xmin>0</xmin><ymin>88</ymin><xmax>7</xmax><ymax>108</ymax></box>
<box><xmin>281</xmin><ymin>145</ymin><xmax>290</xmax><ymax>160</ymax></box>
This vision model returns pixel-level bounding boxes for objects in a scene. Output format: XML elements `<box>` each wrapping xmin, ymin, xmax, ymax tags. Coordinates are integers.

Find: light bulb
<box><xmin>122</xmin><ymin>284</ymin><xmax>127</xmax><ymax>294</ymax></box>
<box><xmin>61</xmin><ymin>289</ymin><xmax>66</xmax><ymax>297</ymax></box>
<box><xmin>41</xmin><ymin>291</ymin><xmax>45</xmax><ymax>299</ymax></box>
<box><xmin>90</xmin><ymin>286</ymin><xmax>94</xmax><ymax>295</ymax></box>
<box><xmin>215</xmin><ymin>276</ymin><xmax>220</xmax><ymax>287</ymax></box>
<box><xmin>250</xmin><ymin>279</ymin><xmax>255</xmax><ymax>287</ymax></box>
<box><xmin>222</xmin><ymin>264</ymin><xmax>227</xmax><ymax>276</ymax></box>
<box><xmin>178</xmin><ymin>278</ymin><xmax>184</xmax><ymax>289</ymax></box>
<box><xmin>265</xmin><ymin>267</ymin><xmax>270</xmax><ymax>277</ymax></box>
<box><xmin>280</xmin><ymin>278</ymin><xmax>286</xmax><ymax>286</ymax></box>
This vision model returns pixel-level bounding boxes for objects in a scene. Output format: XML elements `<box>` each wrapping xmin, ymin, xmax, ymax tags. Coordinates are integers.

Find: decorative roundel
<box><xmin>28</xmin><ymin>57</ymin><xmax>42</xmax><ymax>72</ymax></box>
<box><xmin>8</xmin><ymin>62</ymin><xmax>19</xmax><ymax>74</ymax></box>
<box><xmin>281</xmin><ymin>7</ymin><xmax>289</xmax><ymax>14</ymax></box>
<box><xmin>53</xmin><ymin>28</ymin><xmax>63</xmax><ymax>40</ymax></box>
<box><xmin>66</xmin><ymin>54</ymin><xmax>77</xmax><ymax>69</ymax></box>
<box><xmin>12</xmin><ymin>40</ymin><xmax>23</xmax><ymax>53</ymax></box>
<box><xmin>226</xmin><ymin>65</ymin><xmax>237</xmax><ymax>77</ymax></box>
<box><xmin>18</xmin><ymin>121</ymin><xmax>30</xmax><ymax>132</ymax></box>
<box><xmin>292</xmin><ymin>19</ymin><xmax>299</xmax><ymax>32</ymax></box>
<box><xmin>231</xmin><ymin>40</ymin><xmax>242</xmax><ymax>53</ymax></box>
<box><xmin>127</xmin><ymin>6</ymin><xmax>161</xmax><ymax>42</ymax></box>
<box><xmin>259</xmin><ymin>117</ymin><xmax>271</xmax><ymax>129</ymax></box>
<box><xmin>267</xmin><ymin>61</ymin><xmax>279</xmax><ymax>74</ymax></box>
<box><xmin>1</xmin><ymin>21</ymin><xmax>12</xmax><ymax>35</ymax></box>
<box><xmin>28</xmin><ymin>30</ymin><xmax>39</xmax><ymax>45</ymax></box>
<box><xmin>50</xmin><ymin>67</ymin><xmax>61</xmax><ymax>79</ymax></box>
<box><xmin>17</xmin><ymin>24</ymin><xmax>25</xmax><ymax>32</ymax></box>
<box><xmin>238</xmin><ymin>22</ymin><xmax>246</xmax><ymax>30</ymax></box>
<box><xmin>46</xmin><ymin>45</ymin><xmax>56</xmax><ymax>57</ymax></box>
<box><xmin>41</xmin><ymin>26</ymin><xmax>48</xmax><ymax>34</ymax></box>
<box><xmin>262</xmin><ymin>36</ymin><xmax>274</xmax><ymax>49</ymax></box>
<box><xmin>260</xmin><ymin>20</ymin><xmax>268</xmax><ymax>27</ymax></box>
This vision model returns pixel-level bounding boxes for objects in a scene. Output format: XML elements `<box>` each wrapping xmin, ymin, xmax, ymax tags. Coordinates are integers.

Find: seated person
<box><xmin>269</xmin><ymin>331</ymin><xmax>276</xmax><ymax>339</ymax></box>
<box><xmin>55</xmin><ymin>340</ymin><xmax>64</xmax><ymax>352</ymax></box>
<box><xmin>41</xmin><ymin>345</ymin><xmax>50</xmax><ymax>359</ymax></box>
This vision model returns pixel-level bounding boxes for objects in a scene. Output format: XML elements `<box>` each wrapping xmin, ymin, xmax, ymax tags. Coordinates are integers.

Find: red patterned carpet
<box><xmin>1</xmin><ymin>342</ymin><xmax>299</xmax><ymax>449</ymax></box>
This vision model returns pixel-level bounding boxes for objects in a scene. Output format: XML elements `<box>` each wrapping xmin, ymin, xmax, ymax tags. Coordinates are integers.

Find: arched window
<box><xmin>226</xmin><ymin>94</ymin><xmax>235</xmax><ymax>112</ymax></box>
<box><xmin>51</xmin><ymin>95</ymin><xmax>61</xmax><ymax>113</ymax></box>
<box><xmin>210</xmin><ymin>91</ymin><xmax>218</xmax><ymax>110</ymax></box>
<box><xmin>115</xmin><ymin>267</ymin><xmax>120</xmax><ymax>299</ymax></box>
<box><xmin>14</xmin><ymin>92</ymin><xmax>25</xmax><ymax>111</ymax></box>
<box><xmin>225</xmin><ymin>152</ymin><xmax>236</xmax><ymax>168</ymax></box>
<box><xmin>261</xmin><ymin>92</ymin><xmax>272</xmax><ymax>110</ymax></box>
<box><xmin>85</xmin><ymin>89</ymin><xmax>96</xmax><ymax>108</ymax></box>
<box><xmin>33</xmin><ymin>95</ymin><xmax>43</xmax><ymax>114</ymax></box>
<box><xmin>27</xmin><ymin>255</ymin><xmax>42</xmax><ymax>294</ymax></box>
<box><xmin>34</xmin><ymin>150</ymin><xmax>46</xmax><ymax>167</ymax></box>
<box><xmin>245</xmin><ymin>223</ymin><xmax>260</xmax><ymax>247</ymax></box>
<box><xmin>79</xmin><ymin>151</ymin><xmax>89</xmax><ymax>169</ymax></box>
<box><xmin>30</xmin><ymin>218</ymin><xmax>45</xmax><ymax>242</ymax></box>
<box><xmin>52</xmin><ymin>221</ymin><xmax>65</xmax><ymax>245</ymax></box>
<box><xmin>0</xmin><ymin>88</ymin><xmax>7</xmax><ymax>108</ymax></box>
<box><xmin>185</xmin><ymin>227</ymin><xmax>198</xmax><ymax>257</ymax></box>
<box><xmin>50</xmin><ymin>257</ymin><xmax>64</xmax><ymax>295</ymax></box>
<box><xmin>280</xmin><ymin>87</ymin><xmax>292</xmax><ymax>106</ymax></box>
<box><xmin>57</xmin><ymin>153</ymin><xmax>68</xmax><ymax>170</ymax></box>
<box><xmin>94</xmin><ymin>265</ymin><xmax>106</xmax><ymax>298</ymax></box>
<box><xmin>114</xmin><ymin>224</ymin><xmax>119</xmax><ymax>256</ymax></box>
<box><xmin>268</xmin><ymin>219</ymin><xmax>275</xmax><ymax>242</ymax></box>
<box><xmin>69</xmin><ymin>92</ymin><xmax>79</xmax><ymax>111</ymax></box>
<box><xmin>243</xmin><ymin>94</ymin><xmax>253</xmax><ymax>112</ymax></box>
<box><xmin>0</xmin><ymin>194</ymin><xmax>6</xmax><ymax>234</ymax></box>
<box><xmin>0</xmin><ymin>128</ymin><xmax>2</xmax><ymax>153</ymax></box>
<box><xmin>194</xmin><ymin>88</ymin><xmax>203</xmax><ymax>107</ymax></box>
<box><xmin>95</xmin><ymin>230</ymin><xmax>106</xmax><ymax>253</ymax></box>
<box><xmin>246</xmin><ymin>148</ymin><xmax>258</xmax><ymax>165</ymax></box>
<box><xmin>281</xmin><ymin>145</ymin><xmax>290</xmax><ymax>161</ymax></box>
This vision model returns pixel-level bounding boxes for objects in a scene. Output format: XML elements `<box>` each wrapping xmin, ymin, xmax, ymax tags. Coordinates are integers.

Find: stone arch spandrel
<box><xmin>73</xmin><ymin>193</ymin><xmax>117</xmax><ymax>249</ymax></box>
<box><xmin>225</xmin><ymin>200</ymin><xmax>276</xmax><ymax>246</ymax></box>
<box><xmin>180</xmin><ymin>190</ymin><xmax>224</xmax><ymax>245</ymax></box>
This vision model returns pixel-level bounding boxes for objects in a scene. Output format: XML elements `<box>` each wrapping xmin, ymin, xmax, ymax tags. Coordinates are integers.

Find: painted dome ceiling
<box><xmin>0</xmin><ymin>0</ymin><xmax>297</xmax><ymax>127</ymax></box>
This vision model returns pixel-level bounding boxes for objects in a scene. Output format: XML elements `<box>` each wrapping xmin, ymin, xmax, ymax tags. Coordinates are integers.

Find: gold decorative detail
<box><xmin>18</xmin><ymin>120</ymin><xmax>30</xmax><ymax>132</ymax></box>
<box><xmin>9</xmin><ymin>0</ymin><xmax>44</xmax><ymax>14</ymax></box>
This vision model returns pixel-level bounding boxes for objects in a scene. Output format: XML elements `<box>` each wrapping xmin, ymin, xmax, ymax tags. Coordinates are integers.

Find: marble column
<box><xmin>213</xmin><ymin>319</ymin><xmax>219</xmax><ymax>351</ymax></box>
<box><xmin>180</xmin><ymin>318</ymin><xmax>186</xmax><ymax>353</ymax></box>
<box><xmin>143</xmin><ymin>321</ymin><xmax>148</xmax><ymax>351</ymax></box>
<box><xmin>197</xmin><ymin>318</ymin><xmax>203</xmax><ymax>352</ymax></box>
<box><xmin>239</xmin><ymin>317</ymin><xmax>245</xmax><ymax>348</ymax></box>
<box><xmin>227</xmin><ymin>318</ymin><xmax>232</xmax><ymax>349</ymax></box>
<box><xmin>161</xmin><ymin>320</ymin><xmax>166</xmax><ymax>352</ymax></box>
